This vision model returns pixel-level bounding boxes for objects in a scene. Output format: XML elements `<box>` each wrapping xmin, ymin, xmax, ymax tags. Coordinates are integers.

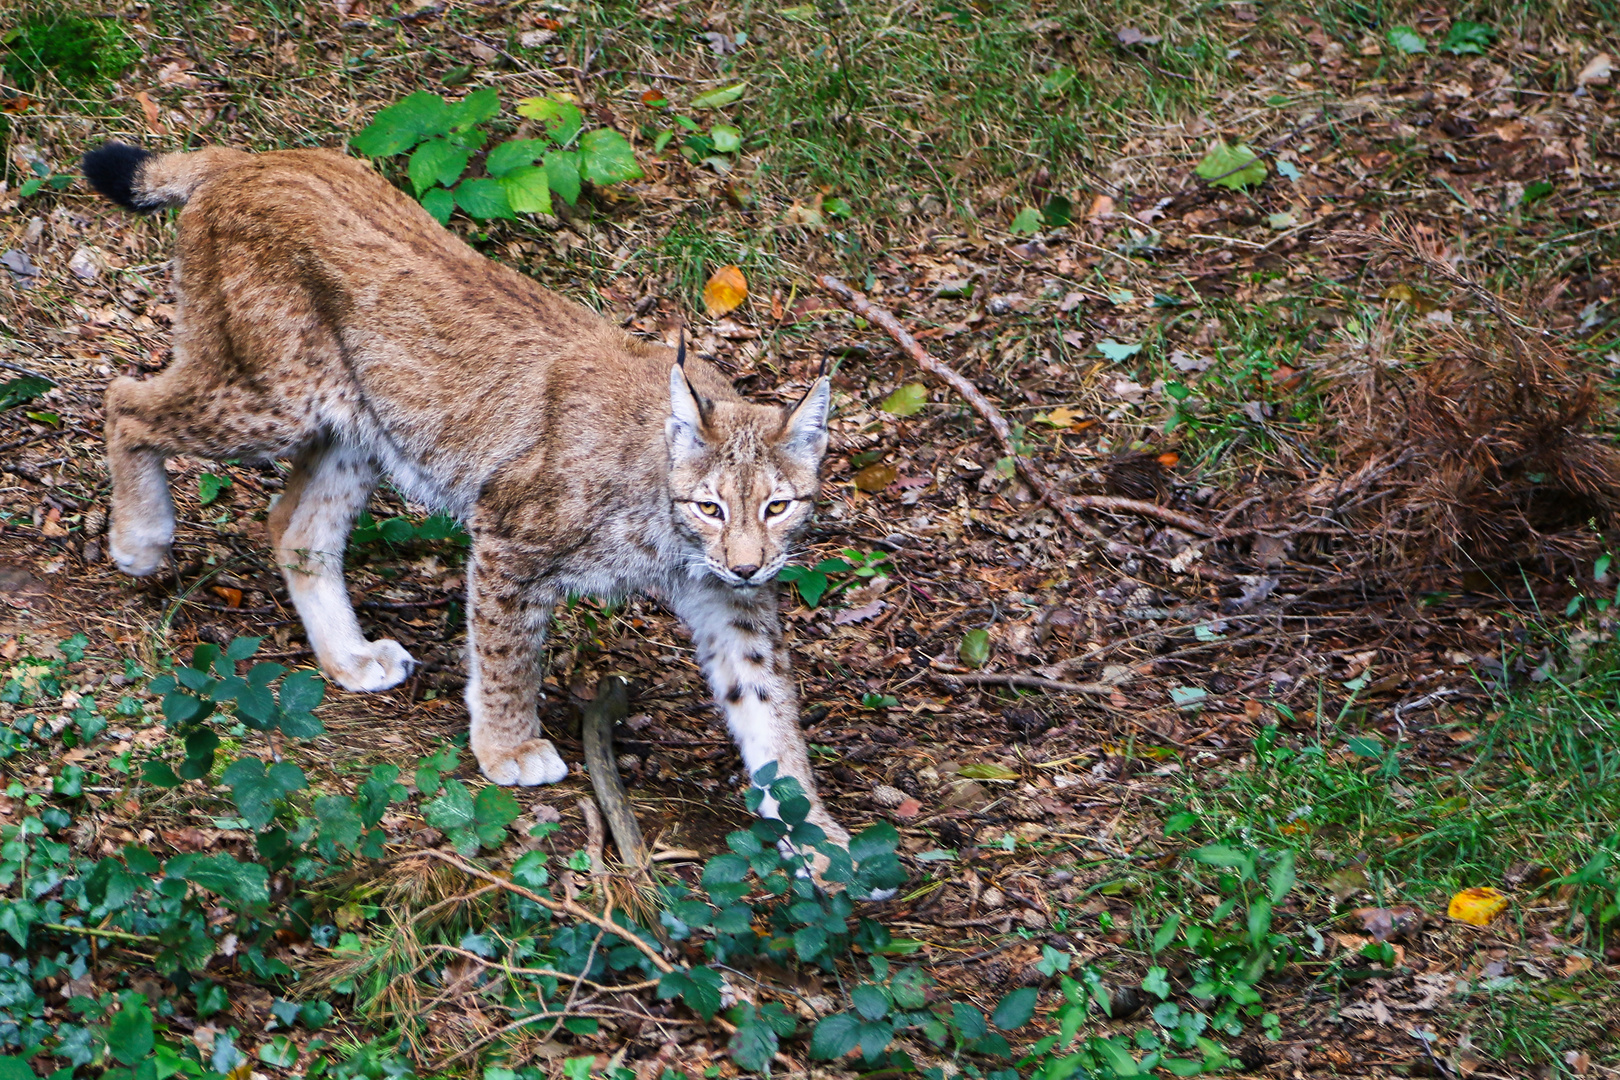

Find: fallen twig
<box><xmin>581</xmin><ymin>677</ymin><xmax>649</xmax><ymax>871</ymax></box>
<box><xmin>819</xmin><ymin>276</ymin><xmax>1215</xmax><ymax>540</ymax></box>
<box><xmin>936</xmin><ymin>672</ymin><xmax>1114</xmax><ymax>696</ymax></box>
<box><xmin>425</xmin><ymin>944</ymin><xmax>660</xmax><ymax>994</ymax></box>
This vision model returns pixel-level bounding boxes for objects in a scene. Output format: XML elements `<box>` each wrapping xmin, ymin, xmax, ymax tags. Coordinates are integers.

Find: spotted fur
<box><xmin>90</xmin><ymin>144</ymin><xmax>846</xmax><ymax>845</ymax></box>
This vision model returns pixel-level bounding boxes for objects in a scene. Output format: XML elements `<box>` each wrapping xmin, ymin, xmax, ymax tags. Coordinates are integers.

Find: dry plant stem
<box><xmin>579</xmin><ymin>796</ymin><xmax>607</xmax><ymax>876</ymax></box>
<box><xmin>581</xmin><ymin>676</ymin><xmax>649</xmax><ymax>870</ymax></box>
<box><xmin>408</xmin><ymin>848</ymin><xmax>674</xmax><ymax>974</ymax></box>
<box><xmin>938</xmin><ymin>672</ymin><xmax>1114</xmax><ymax>696</ymax></box>
<box><xmin>818</xmin><ymin>276</ymin><xmax>1214</xmax><ymax>539</ymax></box>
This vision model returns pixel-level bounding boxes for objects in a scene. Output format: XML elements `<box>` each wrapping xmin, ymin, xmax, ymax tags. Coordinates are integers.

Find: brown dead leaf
<box><xmin>135</xmin><ymin>91</ymin><xmax>166</xmax><ymax>135</ymax></box>
<box><xmin>853</xmin><ymin>462</ymin><xmax>897</xmax><ymax>492</ymax></box>
<box><xmin>703</xmin><ymin>264</ymin><xmax>748</xmax><ymax>316</ymax></box>
<box><xmin>1350</xmin><ymin>904</ymin><xmax>1423</xmax><ymax>942</ymax></box>
<box><xmin>1562</xmin><ymin>954</ymin><xmax>1593</xmax><ymax>977</ymax></box>
<box><xmin>833</xmin><ymin>600</ymin><xmax>884</xmax><ymax>625</ymax></box>
<box><xmin>211</xmin><ymin>586</ymin><xmax>243</xmax><ymax>608</ymax></box>
<box><xmin>893</xmin><ymin>798</ymin><xmax>922</xmax><ymax>820</ymax></box>
<box><xmin>1087</xmin><ymin>194</ymin><xmax>1115</xmax><ymax>220</ymax></box>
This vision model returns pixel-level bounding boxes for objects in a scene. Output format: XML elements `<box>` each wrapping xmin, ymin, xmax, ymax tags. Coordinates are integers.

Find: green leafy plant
<box><xmin>1386</xmin><ymin>26</ymin><xmax>1427</xmax><ymax>54</ymax></box>
<box><xmin>778</xmin><ymin>549</ymin><xmax>891</xmax><ymax>608</ymax></box>
<box><xmin>0</xmin><ymin>376</ymin><xmax>53</xmax><ymax>411</ymax></box>
<box><xmin>2</xmin><ymin>11</ymin><xmax>140</xmax><ymax>92</ymax></box>
<box><xmin>352</xmin><ymin>89</ymin><xmax>641</xmax><ymax>225</ymax></box>
<box><xmin>1194</xmin><ymin>139</ymin><xmax>1266</xmax><ymax>190</ymax></box>
<box><xmin>1441</xmin><ymin>20</ymin><xmax>1495</xmax><ymax>55</ymax></box>
<box><xmin>16</xmin><ymin>160</ymin><xmax>75</xmax><ymax>198</ymax></box>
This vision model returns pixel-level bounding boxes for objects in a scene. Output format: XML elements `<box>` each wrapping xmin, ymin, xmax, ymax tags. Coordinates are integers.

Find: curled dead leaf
<box><xmin>703</xmin><ymin>264</ymin><xmax>748</xmax><ymax>316</ymax></box>
<box><xmin>136</xmin><ymin>91</ymin><xmax>166</xmax><ymax>135</ymax></box>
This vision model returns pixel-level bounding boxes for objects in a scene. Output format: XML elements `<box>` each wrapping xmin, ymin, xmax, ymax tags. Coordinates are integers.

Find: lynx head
<box><xmin>666</xmin><ymin>363</ymin><xmax>830</xmax><ymax>588</ymax></box>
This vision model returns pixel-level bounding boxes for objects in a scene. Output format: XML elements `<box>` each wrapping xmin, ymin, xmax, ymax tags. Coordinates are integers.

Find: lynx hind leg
<box><xmin>463</xmin><ymin>548</ymin><xmax>568</xmax><ymax>786</ymax></box>
<box><xmin>270</xmin><ymin>440</ymin><xmax>415</xmax><ymax>693</ymax></box>
<box><xmin>103</xmin><ymin>375</ymin><xmax>181</xmax><ymax>576</ymax></box>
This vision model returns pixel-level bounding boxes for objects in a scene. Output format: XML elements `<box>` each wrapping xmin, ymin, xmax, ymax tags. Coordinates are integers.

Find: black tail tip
<box><xmin>82</xmin><ymin>142</ymin><xmax>158</xmax><ymax>213</ymax></box>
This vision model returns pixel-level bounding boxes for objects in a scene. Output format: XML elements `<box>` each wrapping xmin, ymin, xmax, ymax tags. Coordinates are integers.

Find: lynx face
<box><xmin>667</xmin><ymin>366</ymin><xmax>830</xmax><ymax>588</ymax></box>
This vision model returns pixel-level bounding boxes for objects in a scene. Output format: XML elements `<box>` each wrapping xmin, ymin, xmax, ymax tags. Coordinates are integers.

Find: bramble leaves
<box><xmin>221</xmin><ymin>758</ymin><xmax>307</xmax><ymax>829</ymax></box>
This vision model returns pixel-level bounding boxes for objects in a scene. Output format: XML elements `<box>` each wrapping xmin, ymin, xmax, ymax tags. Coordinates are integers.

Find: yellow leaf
<box><xmin>853</xmin><ymin>463</ymin><xmax>897</xmax><ymax>492</ymax></box>
<box><xmin>704</xmin><ymin>264</ymin><xmax>748</xmax><ymax>316</ymax></box>
<box><xmin>1447</xmin><ymin>886</ymin><xmax>1509</xmax><ymax>926</ymax></box>
<box><xmin>1036</xmin><ymin>406</ymin><xmax>1082</xmax><ymax>427</ymax></box>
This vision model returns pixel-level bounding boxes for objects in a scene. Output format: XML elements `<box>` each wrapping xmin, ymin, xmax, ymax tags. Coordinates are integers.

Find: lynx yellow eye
<box><xmin>766</xmin><ymin>500</ymin><xmax>790</xmax><ymax>517</ymax></box>
<box><xmin>697</xmin><ymin>502</ymin><xmax>723</xmax><ymax>518</ymax></box>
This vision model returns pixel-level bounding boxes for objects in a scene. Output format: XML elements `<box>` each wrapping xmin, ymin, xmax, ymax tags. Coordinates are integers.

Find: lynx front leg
<box><xmin>464</xmin><ymin>540</ymin><xmax>568</xmax><ymax>786</ymax></box>
<box><xmin>269</xmin><ymin>439</ymin><xmax>415</xmax><ymax>692</ymax></box>
<box><xmin>673</xmin><ymin>579</ymin><xmax>850</xmax><ymax>847</ymax></box>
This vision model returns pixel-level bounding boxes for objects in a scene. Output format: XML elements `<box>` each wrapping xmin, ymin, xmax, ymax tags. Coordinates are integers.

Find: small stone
<box><xmin>980</xmin><ymin>887</ymin><xmax>1006</xmax><ymax>910</ymax></box>
<box><xmin>1020</xmin><ymin>909</ymin><xmax>1047</xmax><ymax>930</ymax></box>
<box><xmin>519</xmin><ymin>29</ymin><xmax>556</xmax><ymax>48</ymax></box>
<box><xmin>871</xmin><ymin>784</ymin><xmax>907</xmax><ymax>807</ymax></box>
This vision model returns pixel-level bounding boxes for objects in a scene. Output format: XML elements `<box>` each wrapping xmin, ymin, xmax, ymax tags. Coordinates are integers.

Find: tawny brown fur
<box><xmin>95</xmin><ymin>145</ymin><xmax>847</xmax><ymax>846</ymax></box>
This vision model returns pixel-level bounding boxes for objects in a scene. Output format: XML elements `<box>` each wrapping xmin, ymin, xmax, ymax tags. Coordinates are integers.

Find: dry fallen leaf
<box><xmin>1448</xmin><ymin>886</ymin><xmax>1510</xmax><ymax>926</ymax></box>
<box><xmin>1577</xmin><ymin>52</ymin><xmax>1613</xmax><ymax>87</ymax></box>
<box><xmin>211</xmin><ymin>585</ymin><xmax>243</xmax><ymax>608</ymax></box>
<box><xmin>703</xmin><ymin>264</ymin><xmax>748</xmax><ymax>316</ymax></box>
<box><xmin>136</xmin><ymin>90</ymin><xmax>166</xmax><ymax>135</ymax></box>
<box><xmin>853</xmin><ymin>462</ymin><xmax>897</xmax><ymax>492</ymax></box>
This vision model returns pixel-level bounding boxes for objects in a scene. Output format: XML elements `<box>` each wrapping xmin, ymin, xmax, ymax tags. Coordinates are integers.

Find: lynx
<box><xmin>83</xmin><ymin>142</ymin><xmax>849</xmax><ymax>848</ymax></box>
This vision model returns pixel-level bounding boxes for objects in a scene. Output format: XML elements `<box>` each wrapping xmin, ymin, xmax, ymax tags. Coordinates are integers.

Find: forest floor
<box><xmin>1</xmin><ymin>0</ymin><xmax>1619</xmax><ymax>1077</ymax></box>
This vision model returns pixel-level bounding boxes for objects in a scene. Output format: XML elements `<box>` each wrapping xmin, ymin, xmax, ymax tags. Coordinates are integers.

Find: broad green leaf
<box><xmin>1442</xmin><ymin>20</ymin><xmax>1495</xmax><ymax>55</ymax></box>
<box><xmin>408</xmin><ymin>138</ymin><xmax>471</xmax><ymax>195</ymax></box>
<box><xmin>453</xmin><ymin>178</ymin><xmax>516</xmax><ymax>219</ymax></box>
<box><xmin>107</xmin><ymin>1002</ymin><xmax>154</xmax><ymax>1065</ymax></box>
<box><xmin>0</xmin><ymin>376</ymin><xmax>52</xmax><ymax>411</ymax></box>
<box><xmin>880</xmin><ymin>383</ymin><xmax>927</xmax><ymax>416</ymax></box>
<box><xmin>710</xmin><ymin>124</ymin><xmax>742</xmax><ymax>153</ymax></box>
<box><xmin>314</xmin><ymin>795</ymin><xmax>363</xmax><ymax>850</ymax></box>
<box><xmin>851</xmin><ymin>983</ymin><xmax>889</xmax><ymax>1020</ymax></box>
<box><xmin>958</xmin><ymin>761</ymin><xmax>1018</xmax><ymax>780</ymax></box>
<box><xmin>691</xmin><ymin>83</ymin><xmax>746</xmax><ymax>108</ymax></box>
<box><xmin>1195</xmin><ymin>139</ymin><xmax>1266</xmax><ymax>190</ymax></box>
<box><xmin>498</xmin><ymin>165</ymin><xmax>552</xmax><ymax>215</ymax></box>
<box><xmin>473</xmin><ymin>784</ymin><xmax>522</xmax><ymax>828</ymax></box>
<box><xmin>423</xmin><ymin>780</ymin><xmax>478</xmax><ymax>831</ymax></box>
<box><xmin>810</xmin><ymin>1013</ymin><xmax>860</xmax><ymax>1060</ymax></box>
<box><xmin>257</xmin><ymin>1036</ymin><xmax>298</xmax><ymax>1069</ymax></box>
<box><xmin>1387</xmin><ymin>26</ymin><xmax>1427</xmax><ymax>53</ymax></box>
<box><xmin>448</xmin><ymin>86</ymin><xmax>500</xmax><ymax>130</ymax></box>
<box><xmin>352</xmin><ymin>91</ymin><xmax>451</xmax><ymax>157</ymax></box>
<box><xmin>278</xmin><ymin>669</ymin><xmax>325</xmax><ymax>715</ymax></box>
<box><xmin>958</xmin><ymin>628</ymin><xmax>991</xmax><ymax>668</ymax></box>
<box><xmin>485</xmin><ymin>137</ymin><xmax>549</xmax><ymax>178</ymax></box>
<box><xmin>992</xmin><ymin>986</ymin><xmax>1038</xmax><ymax>1030</ymax></box>
<box><xmin>221</xmin><ymin>757</ymin><xmax>306</xmax><ymax>829</ymax></box>
<box><xmin>1189</xmin><ymin>845</ymin><xmax>1253</xmax><ymax>870</ymax></box>
<box><xmin>727</xmin><ymin>1005</ymin><xmax>783</xmax><ymax>1070</ymax></box>
<box><xmin>544</xmin><ymin>150</ymin><xmax>583</xmax><ymax>204</ymax></box>
<box><xmin>1268</xmin><ymin>849</ymin><xmax>1297</xmax><ymax>902</ymax></box>
<box><xmin>516</xmin><ymin>95</ymin><xmax>584</xmax><ymax>145</ymax></box>
<box><xmin>168</xmin><ymin>852</ymin><xmax>270</xmax><ymax>907</ymax></box>
<box><xmin>1170</xmin><ymin>685</ymin><xmax>1208</xmax><ymax>709</ymax></box>
<box><xmin>421</xmin><ymin>185</ymin><xmax>454</xmax><ymax>223</ymax></box>
<box><xmin>197</xmin><ymin>473</ymin><xmax>232</xmax><ymax>506</ymax></box>
<box><xmin>579</xmin><ymin>129</ymin><xmax>643</xmax><ymax>185</ymax></box>
<box><xmin>1096</xmin><ymin>339</ymin><xmax>1143</xmax><ymax>361</ymax></box>
<box><xmin>1009</xmin><ymin>207</ymin><xmax>1042</xmax><ymax>235</ymax></box>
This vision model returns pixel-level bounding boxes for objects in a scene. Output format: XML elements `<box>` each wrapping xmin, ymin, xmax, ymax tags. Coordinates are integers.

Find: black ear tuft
<box><xmin>82</xmin><ymin>142</ymin><xmax>159</xmax><ymax>213</ymax></box>
<box><xmin>676</xmin><ymin>328</ymin><xmax>687</xmax><ymax>370</ymax></box>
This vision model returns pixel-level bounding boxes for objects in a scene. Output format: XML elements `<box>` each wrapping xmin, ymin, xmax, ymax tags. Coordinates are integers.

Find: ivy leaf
<box><xmin>579</xmin><ymin>129</ymin><xmax>643</xmax><ymax>185</ymax></box>
<box><xmin>167</xmin><ymin>852</ymin><xmax>271</xmax><ymax>908</ymax></box>
<box><xmin>423</xmin><ymin>780</ymin><xmax>478</xmax><ymax>831</ymax></box>
<box><xmin>106</xmin><ymin>1002</ymin><xmax>154</xmax><ymax>1066</ymax></box>
<box><xmin>1009</xmin><ymin>207</ymin><xmax>1042</xmax><ymax>235</ymax></box>
<box><xmin>1195</xmin><ymin>139</ymin><xmax>1267</xmax><ymax>190</ymax></box>
<box><xmin>498</xmin><ymin>165</ymin><xmax>553</xmax><ymax>215</ymax></box>
<box><xmin>352</xmin><ymin>91</ymin><xmax>450</xmax><ymax>157</ymax></box>
<box><xmin>880</xmin><ymin>383</ymin><xmax>927</xmax><ymax>416</ymax></box>
<box><xmin>541</xmin><ymin>151</ymin><xmax>582</xmax><ymax>205</ymax></box>
<box><xmin>197</xmin><ymin>473</ymin><xmax>232</xmax><ymax>506</ymax></box>
<box><xmin>991</xmin><ymin>986</ymin><xmax>1038</xmax><ymax>1030</ymax></box>
<box><xmin>453</xmin><ymin>178</ymin><xmax>516</xmax><ymax>219</ymax></box>
<box><xmin>516</xmin><ymin>95</ymin><xmax>584</xmax><ymax>145</ymax></box>
<box><xmin>407</xmin><ymin>138</ymin><xmax>472</xmax><ymax>195</ymax></box>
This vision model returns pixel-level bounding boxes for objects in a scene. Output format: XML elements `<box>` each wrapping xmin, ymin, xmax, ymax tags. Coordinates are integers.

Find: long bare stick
<box><xmin>581</xmin><ymin>676</ymin><xmax>649</xmax><ymax>871</ymax></box>
<box><xmin>935</xmin><ymin>672</ymin><xmax>1114</xmax><ymax>696</ymax></box>
<box><xmin>818</xmin><ymin>276</ymin><xmax>1214</xmax><ymax>539</ymax></box>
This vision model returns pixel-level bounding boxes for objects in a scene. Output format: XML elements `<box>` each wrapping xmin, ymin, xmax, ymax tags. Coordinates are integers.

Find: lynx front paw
<box><xmin>328</xmin><ymin>639</ymin><xmax>416</xmax><ymax>692</ymax></box>
<box><xmin>477</xmin><ymin>738</ymin><xmax>570</xmax><ymax>786</ymax></box>
<box><xmin>108</xmin><ymin>532</ymin><xmax>170</xmax><ymax>577</ymax></box>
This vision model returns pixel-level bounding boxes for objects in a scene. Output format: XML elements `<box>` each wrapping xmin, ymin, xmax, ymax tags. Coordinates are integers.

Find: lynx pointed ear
<box><xmin>667</xmin><ymin>364</ymin><xmax>707</xmax><ymax>458</ymax></box>
<box><xmin>781</xmin><ymin>377</ymin><xmax>831</xmax><ymax>460</ymax></box>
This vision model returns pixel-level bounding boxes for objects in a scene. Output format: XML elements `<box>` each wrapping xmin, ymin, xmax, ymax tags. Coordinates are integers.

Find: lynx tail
<box><xmin>83</xmin><ymin>142</ymin><xmax>248</xmax><ymax>213</ymax></box>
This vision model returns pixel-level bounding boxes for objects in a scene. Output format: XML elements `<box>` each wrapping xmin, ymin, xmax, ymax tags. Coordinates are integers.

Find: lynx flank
<box><xmin>83</xmin><ymin>142</ymin><xmax>849</xmax><ymax>847</ymax></box>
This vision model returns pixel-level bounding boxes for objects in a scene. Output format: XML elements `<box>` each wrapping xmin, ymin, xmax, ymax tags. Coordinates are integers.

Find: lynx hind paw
<box><xmin>329</xmin><ymin>639</ymin><xmax>416</xmax><ymax>693</ymax></box>
<box><xmin>478</xmin><ymin>738</ymin><xmax>569</xmax><ymax>786</ymax></box>
<box><xmin>108</xmin><ymin>534</ymin><xmax>170</xmax><ymax>578</ymax></box>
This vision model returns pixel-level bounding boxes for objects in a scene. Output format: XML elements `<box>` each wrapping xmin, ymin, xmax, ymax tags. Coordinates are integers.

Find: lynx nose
<box><xmin>730</xmin><ymin>563</ymin><xmax>760</xmax><ymax>579</ymax></box>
